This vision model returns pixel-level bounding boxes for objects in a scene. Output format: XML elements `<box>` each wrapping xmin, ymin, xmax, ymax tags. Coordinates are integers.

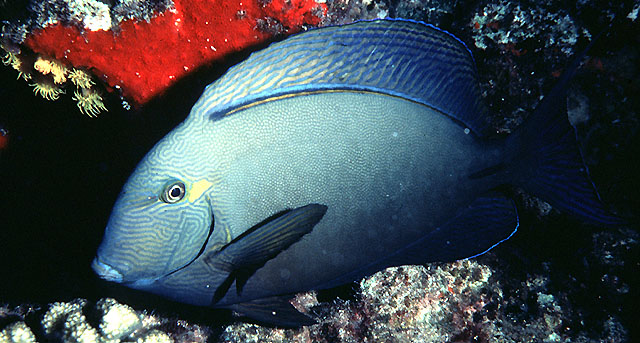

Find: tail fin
<box><xmin>507</xmin><ymin>40</ymin><xmax>622</xmax><ymax>226</ymax></box>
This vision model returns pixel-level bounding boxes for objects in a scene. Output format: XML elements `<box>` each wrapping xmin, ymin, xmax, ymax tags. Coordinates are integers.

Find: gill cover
<box><xmin>94</xmin><ymin>129</ymin><xmax>214</xmax><ymax>284</ymax></box>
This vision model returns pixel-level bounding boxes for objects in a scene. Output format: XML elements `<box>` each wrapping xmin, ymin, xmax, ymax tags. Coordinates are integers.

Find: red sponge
<box><xmin>24</xmin><ymin>0</ymin><xmax>325</xmax><ymax>107</ymax></box>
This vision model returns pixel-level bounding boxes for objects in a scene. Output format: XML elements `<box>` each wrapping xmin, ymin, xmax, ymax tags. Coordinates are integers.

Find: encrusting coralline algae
<box><xmin>0</xmin><ymin>229</ymin><xmax>635</xmax><ymax>343</ymax></box>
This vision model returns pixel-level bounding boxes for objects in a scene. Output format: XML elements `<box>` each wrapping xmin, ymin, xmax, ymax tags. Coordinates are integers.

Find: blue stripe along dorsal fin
<box><xmin>192</xmin><ymin>18</ymin><xmax>491</xmax><ymax>136</ymax></box>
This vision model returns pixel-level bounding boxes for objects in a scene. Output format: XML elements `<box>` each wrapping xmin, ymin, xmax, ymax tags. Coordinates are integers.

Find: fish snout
<box><xmin>92</xmin><ymin>257</ymin><xmax>124</xmax><ymax>283</ymax></box>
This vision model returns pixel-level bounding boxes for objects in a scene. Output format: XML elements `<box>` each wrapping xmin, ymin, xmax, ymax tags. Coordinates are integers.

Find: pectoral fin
<box><xmin>206</xmin><ymin>204</ymin><xmax>327</xmax><ymax>303</ymax></box>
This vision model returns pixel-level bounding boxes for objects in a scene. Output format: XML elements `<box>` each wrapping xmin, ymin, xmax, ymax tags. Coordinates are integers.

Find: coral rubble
<box><xmin>1</xmin><ymin>298</ymin><xmax>211</xmax><ymax>343</ymax></box>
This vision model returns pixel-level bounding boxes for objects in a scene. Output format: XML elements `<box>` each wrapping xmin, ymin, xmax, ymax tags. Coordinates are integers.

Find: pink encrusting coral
<box><xmin>23</xmin><ymin>0</ymin><xmax>326</xmax><ymax>107</ymax></box>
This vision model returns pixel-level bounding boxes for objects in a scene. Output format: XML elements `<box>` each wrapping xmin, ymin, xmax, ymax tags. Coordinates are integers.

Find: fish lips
<box><xmin>91</xmin><ymin>257</ymin><xmax>124</xmax><ymax>283</ymax></box>
<box><xmin>92</xmin><ymin>256</ymin><xmax>163</xmax><ymax>288</ymax></box>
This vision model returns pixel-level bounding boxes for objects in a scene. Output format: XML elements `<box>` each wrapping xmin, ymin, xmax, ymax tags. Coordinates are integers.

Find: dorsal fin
<box><xmin>191</xmin><ymin>19</ymin><xmax>491</xmax><ymax>136</ymax></box>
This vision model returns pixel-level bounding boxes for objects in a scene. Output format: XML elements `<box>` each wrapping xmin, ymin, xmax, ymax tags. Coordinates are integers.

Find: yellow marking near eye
<box><xmin>188</xmin><ymin>179</ymin><xmax>214</xmax><ymax>202</ymax></box>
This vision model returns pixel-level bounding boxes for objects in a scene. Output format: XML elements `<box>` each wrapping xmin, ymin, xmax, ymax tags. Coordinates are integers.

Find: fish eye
<box><xmin>161</xmin><ymin>181</ymin><xmax>186</xmax><ymax>203</ymax></box>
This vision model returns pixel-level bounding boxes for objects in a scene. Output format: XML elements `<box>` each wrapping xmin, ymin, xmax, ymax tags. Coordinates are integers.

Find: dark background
<box><xmin>0</xmin><ymin>41</ymin><xmax>261</xmax><ymax>329</ymax></box>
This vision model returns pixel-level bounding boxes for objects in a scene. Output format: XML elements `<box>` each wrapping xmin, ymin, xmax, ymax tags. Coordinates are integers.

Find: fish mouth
<box><xmin>91</xmin><ymin>257</ymin><xmax>123</xmax><ymax>283</ymax></box>
<box><xmin>92</xmin><ymin>257</ymin><xmax>162</xmax><ymax>287</ymax></box>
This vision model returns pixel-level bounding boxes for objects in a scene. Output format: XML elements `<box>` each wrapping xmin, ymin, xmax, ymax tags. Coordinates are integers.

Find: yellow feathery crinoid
<box><xmin>15</xmin><ymin>64</ymin><xmax>32</xmax><ymax>81</ymax></box>
<box><xmin>14</xmin><ymin>60</ymin><xmax>32</xmax><ymax>81</ymax></box>
<box><xmin>34</xmin><ymin>56</ymin><xmax>68</xmax><ymax>84</ymax></box>
<box><xmin>1</xmin><ymin>42</ymin><xmax>19</xmax><ymax>65</ymax></box>
<box><xmin>50</xmin><ymin>60</ymin><xmax>68</xmax><ymax>84</ymax></box>
<box><xmin>33</xmin><ymin>56</ymin><xmax>53</xmax><ymax>74</ymax></box>
<box><xmin>1</xmin><ymin>49</ymin><xmax>18</xmax><ymax>66</ymax></box>
<box><xmin>31</xmin><ymin>79</ymin><xmax>65</xmax><ymax>100</ymax></box>
<box><xmin>1</xmin><ymin>42</ymin><xmax>31</xmax><ymax>80</ymax></box>
<box><xmin>73</xmin><ymin>88</ymin><xmax>107</xmax><ymax>118</ymax></box>
<box><xmin>3</xmin><ymin>52</ymin><xmax>30</xmax><ymax>80</ymax></box>
<box><xmin>68</xmin><ymin>68</ymin><xmax>95</xmax><ymax>89</ymax></box>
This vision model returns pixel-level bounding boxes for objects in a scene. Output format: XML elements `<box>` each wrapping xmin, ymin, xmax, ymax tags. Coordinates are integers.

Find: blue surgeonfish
<box><xmin>92</xmin><ymin>19</ymin><xmax>619</xmax><ymax>326</ymax></box>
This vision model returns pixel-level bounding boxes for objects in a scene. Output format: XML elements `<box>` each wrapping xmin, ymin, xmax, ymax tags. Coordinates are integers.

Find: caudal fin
<box><xmin>508</xmin><ymin>44</ymin><xmax>621</xmax><ymax>226</ymax></box>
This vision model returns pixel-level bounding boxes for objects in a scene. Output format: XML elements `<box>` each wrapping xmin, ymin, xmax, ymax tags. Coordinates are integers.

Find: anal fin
<box><xmin>434</xmin><ymin>192</ymin><xmax>519</xmax><ymax>261</ymax></box>
<box><xmin>228</xmin><ymin>295</ymin><xmax>317</xmax><ymax>328</ymax></box>
<box><xmin>316</xmin><ymin>193</ymin><xmax>518</xmax><ymax>289</ymax></box>
<box><xmin>387</xmin><ymin>192</ymin><xmax>518</xmax><ymax>264</ymax></box>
